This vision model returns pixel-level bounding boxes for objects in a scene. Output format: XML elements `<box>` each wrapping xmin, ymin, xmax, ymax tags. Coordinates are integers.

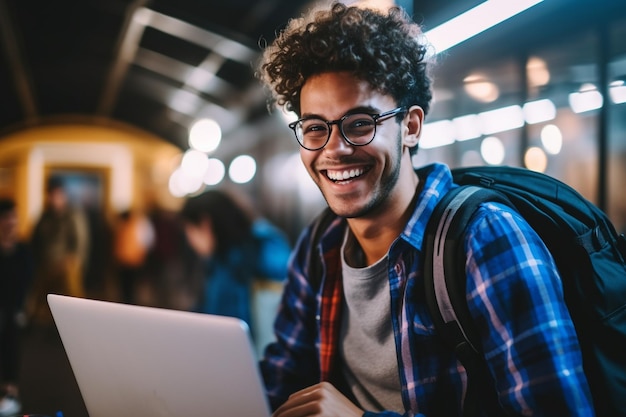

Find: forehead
<box><xmin>300</xmin><ymin>71</ymin><xmax>393</xmax><ymax>117</ymax></box>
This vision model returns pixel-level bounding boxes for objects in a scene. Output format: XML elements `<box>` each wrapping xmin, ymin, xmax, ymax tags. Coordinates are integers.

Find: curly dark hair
<box><xmin>258</xmin><ymin>2</ymin><xmax>433</xmax><ymax>119</ymax></box>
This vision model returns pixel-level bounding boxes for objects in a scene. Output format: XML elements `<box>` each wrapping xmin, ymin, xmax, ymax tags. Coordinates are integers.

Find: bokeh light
<box><xmin>189</xmin><ymin>118</ymin><xmax>222</xmax><ymax>153</ymax></box>
<box><xmin>229</xmin><ymin>155</ymin><xmax>256</xmax><ymax>184</ymax></box>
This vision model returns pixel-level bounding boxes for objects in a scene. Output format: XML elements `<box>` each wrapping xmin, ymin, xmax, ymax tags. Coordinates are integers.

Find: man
<box><xmin>29</xmin><ymin>176</ymin><xmax>89</xmax><ymax>322</ymax></box>
<box><xmin>257</xmin><ymin>3</ymin><xmax>593</xmax><ymax>416</ymax></box>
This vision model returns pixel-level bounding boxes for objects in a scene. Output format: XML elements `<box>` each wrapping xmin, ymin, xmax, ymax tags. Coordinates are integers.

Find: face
<box><xmin>184</xmin><ymin>218</ymin><xmax>216</xmax><ymax>258</ymax></box>
<box><xmin>48</xmin><ymin>187</ymin><xmax>68</xmax><ymax>212</ymax></box>
<box><xmin>298</xmin><ymin>71</ymin><xmax>422</xmax><ymax>219</ymax></box>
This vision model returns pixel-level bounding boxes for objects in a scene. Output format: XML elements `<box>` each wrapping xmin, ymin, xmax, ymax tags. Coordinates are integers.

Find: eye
<box><xmin>343</xmin><ymin>114</ymin><xmax>375</xmax><ymax>133</ymax></box>
<box><xmin>301</xmin><ymin>119</ymin><xmax>329</xmax><ymax>136</ymax></box>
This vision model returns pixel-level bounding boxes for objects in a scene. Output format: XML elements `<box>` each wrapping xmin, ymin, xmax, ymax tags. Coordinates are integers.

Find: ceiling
<box><xmin>0</xmin><ymin>0</ymin><xmax>488</xmax><ymax>151</ymax></box>
<box><xmin>0</xmin><ymin>0</ymin><xmax>625</xmax><ymax>154</ymax></box>
<box><xmin>0</xmin><ymin>0</ymin><xmax>311</xmax><ymax>146</ymax></box>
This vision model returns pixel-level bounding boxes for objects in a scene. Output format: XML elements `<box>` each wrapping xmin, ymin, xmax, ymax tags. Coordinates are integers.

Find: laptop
<box><xmin>47</xmin><ymin>294</ymin><xmax>272</xmax><ymax>417</ymax></box>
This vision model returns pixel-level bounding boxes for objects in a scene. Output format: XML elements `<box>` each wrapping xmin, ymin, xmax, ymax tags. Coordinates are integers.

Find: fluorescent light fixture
<box><xmin>478</xmin><ymin>105</ymin><xmax>525</xmax><ymax>135</ymax></box>
<box><xmin>569</xmin><ymin>84</ymin><xmax>603</xmax><ymax>113</ymax></box>
<box><xmin>420</xmin><ymin>120</ymin><xmax>456</xmax><ymax>149</ymax></box>
<box><xmin>523</xmin><ymin>99</ymin><xmax>556</xmax><ymax>124</ymax></box>
<box><xmin>609</xmin><ymin>80</ymin><xmax>626</xmax><ymax>104</ymax></box>
<box><xmin>452</xmin><ymin>114</ymin><xmax>482</xmax><ymax>141</ymax></box>
<box><xmin>424</xmin><ymin>0</ymin><xmax>544</xmax><ymax>55</ymax></box>
<box><xmin>169</xmin><ymin>89</ymin><xmax>202</xmax><ymax>114</ymax></box>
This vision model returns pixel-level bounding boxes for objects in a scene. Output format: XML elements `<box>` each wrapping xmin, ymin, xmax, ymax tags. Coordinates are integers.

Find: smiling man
<box><xmin>257</xmin><ymin>3</ymin><xmax>593</xmax><ymax>416</ymax></box>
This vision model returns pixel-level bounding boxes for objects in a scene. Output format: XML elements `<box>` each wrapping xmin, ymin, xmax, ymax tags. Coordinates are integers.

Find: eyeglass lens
<box><xmin>296</xmin><ymin>113</ymin><xmax>376</xmax><ymax>149</ymax></box>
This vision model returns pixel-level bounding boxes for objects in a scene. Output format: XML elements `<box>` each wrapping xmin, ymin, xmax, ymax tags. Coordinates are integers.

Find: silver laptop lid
<box><xmin>47</xmin><ymin>294</ymin><xmax>271</xmax><ymax>417</ymax></box>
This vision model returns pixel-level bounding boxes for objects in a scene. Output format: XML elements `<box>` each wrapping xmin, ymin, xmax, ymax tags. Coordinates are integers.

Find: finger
<box><xmin>273</xmin><ymin>385</ymin><xmax>327</xmax><ymax>417</ymax></box>
<box><xmin>290</xmin><ymin>381</ymin><xmax>332</xmax><ymax>399</ymax></box>
<box><xmin>273</xmin><ymin>398</ymin><xmax>319</xmax><ymax>417</ymax></box>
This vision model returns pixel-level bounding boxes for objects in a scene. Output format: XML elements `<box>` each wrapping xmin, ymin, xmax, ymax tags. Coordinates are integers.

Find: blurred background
<box><xmin>0</xmin><ymin>0</ymin><xmax>625</xmax><ymax>415</ymax></box>
<box><xmin>1</xmin><ymin>0</ymin><xmax>626</xmax><ymax>242</ymax></box>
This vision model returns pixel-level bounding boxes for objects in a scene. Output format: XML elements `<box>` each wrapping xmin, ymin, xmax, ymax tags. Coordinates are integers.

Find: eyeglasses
<box><xmin>288</xmin><ymin>107</ymin><xmax>407</xmax><ymax>151</ymax></box>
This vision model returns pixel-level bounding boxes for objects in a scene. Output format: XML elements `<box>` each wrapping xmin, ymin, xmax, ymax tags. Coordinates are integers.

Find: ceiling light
<box><xmin>524</xmin><ymin>146</ymin><xmax>548</xmax><ymax>172</ymax></box>
<box><xmin>169</xmin><ymin>166</ymin><xmax>204</xmax><ymax>197</ymax></box>
<box><xmin>526</xmin><ymin>56</ymin><xmax>550</xmax><ymax>88</ymax></box>
<box><xmin>189</xmin><ymin>118</ymin><xmax>222</xmax><ymax>153</ymax></box>
<box><xmin>540</xmin><ymin>124</ymin><xmax>563</xmax><ymax>155</ymax></box>
<box><xmin>480</xmin><ymin>136</ymin><xmax>505</xmax><ymax>165</ymax></box>
<box><xmin>203</xmin><ymin>158</ymin><xmax>225</xmax><ymax>186</ymax></box>
<box><xmin>424</xmin><ymin>0</ymin><xmax>544</xmax><ymax>55</ymax></box>
<box><xmin>453</xmin><ymin>114</ymin><xmax>482</xmax><ymax>141</ymax></box>
<box><xmin>478</xmin><ymin>105</ymin><xmax>524</xmax><ymax>135</ymax></box>
<box><xmin>463</xmin><ymin>74</ymin><xmax>499</xmax><ymax>102</ymax></box>
<box><xmin>569</xmin><ymin>83</ymin><xmax>603</xmax><ymax>113</ymax></box>
<box><xmin>523</xmin><ymin>99</ymin><xmax>556</xmax><ymax>124</ymax></box>
<box><xmin>609</xmin><ymin>79</ymin><xmax>626</xmax><ymax>104</ymax></box>
<box><xmin>229</xmin><ymin>155</ymin><xmax>256</xmax><ymax>184</ymax></box>
<box><xmin>420</xmin><ymin>120</ymin><xmax>456</xmax><ymax>149</ymax></box>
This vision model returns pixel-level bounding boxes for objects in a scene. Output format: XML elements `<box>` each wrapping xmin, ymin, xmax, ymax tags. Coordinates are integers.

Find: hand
<box><xmin>272</xmin><ymin>381</ymin><xmax>364</xmax><ymax>417</ymax></box>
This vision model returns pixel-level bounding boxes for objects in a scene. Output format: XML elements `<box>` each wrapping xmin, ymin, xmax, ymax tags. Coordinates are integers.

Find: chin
<box><xmin>325</xmin><ymin>203</ymin><xmax>363</xmax><ymax>219</ymax></box>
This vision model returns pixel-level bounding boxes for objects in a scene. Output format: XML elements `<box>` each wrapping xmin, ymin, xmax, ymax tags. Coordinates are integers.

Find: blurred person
<box><xmin>81</xmin><ymin>190</ymin><xmax>113</xmax><ymax>299</ymax></box>
<box><xmin>0</xmin><ymin>198</ymin><xmax>34</xmax><ymax>416</ymax></box>
<box><xmin>180</xmin><ymin>189</ymin><xmax>291</xmax><ymax>354</ymax></box>
<box><xmin>256</xmin><ymin>3</ymin><xmax>594</xmax><ymax>416</ymax></box>
<box><xmin>144</xmin><ymin>208</ymin><xmax>192</xmax><ymax>309</ymax></box>
<box><xmin>29</xmin><ymin>176</ymin><xmax>89</xmax><ymax>322</ymax></box>
<box><xmin>112</xmin><ymin>209</ymin><xmax>155</xmax><ymax>304</ymax></box>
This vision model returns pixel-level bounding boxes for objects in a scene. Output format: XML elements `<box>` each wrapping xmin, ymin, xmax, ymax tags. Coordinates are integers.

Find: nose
<box><xmin>324</xmin><ymin>123</ymin><xmax>353</xmax><ymax>154</ymax></box>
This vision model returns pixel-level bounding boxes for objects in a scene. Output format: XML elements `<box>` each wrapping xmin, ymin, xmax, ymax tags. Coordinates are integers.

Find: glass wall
<box><xmin>608</xmin><ymin>15</ymin><xmax>626</xmax><ymax>233</ymax></box>
<box><xmin>417</xmin><ymin>9</ymin><xmax>625</xmax><ymax>229</ymax></box>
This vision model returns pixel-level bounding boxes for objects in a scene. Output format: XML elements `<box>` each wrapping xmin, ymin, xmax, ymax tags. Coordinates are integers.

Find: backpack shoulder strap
<box><xmin>423</xmin><ymin>185</ymin><xmax>511</xmax><ymax>417</ymax></box>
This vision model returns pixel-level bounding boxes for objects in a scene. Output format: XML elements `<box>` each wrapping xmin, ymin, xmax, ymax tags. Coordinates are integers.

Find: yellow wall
<box><xmin>0</xmin><ymin>120</ymin><xmax>183</xmax><ymax>238</ymax></box>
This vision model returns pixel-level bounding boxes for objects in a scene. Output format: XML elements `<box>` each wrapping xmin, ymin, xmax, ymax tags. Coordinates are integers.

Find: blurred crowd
<box><xmin>0</xmin><ymin>176</ymin><xmax>292</xmax><ymax>416</ymax></box>
<box><xmin>24</xmin><ymin>176</ymin><xmax>203</xmax><ymax>319</ymax></box>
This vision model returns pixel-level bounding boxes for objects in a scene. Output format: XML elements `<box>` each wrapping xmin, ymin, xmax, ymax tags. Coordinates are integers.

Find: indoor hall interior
<box><xmin>0</xmin><ymin>0</ymin><xmax>625</xmax><ymax>415</ymax></box>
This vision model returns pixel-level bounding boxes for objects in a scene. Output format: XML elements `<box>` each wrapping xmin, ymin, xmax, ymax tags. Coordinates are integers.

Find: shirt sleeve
<box><xmin>259</xmin><ymin>225</ymin><xmax>322</xmax><ymax>411</ymax></box>
<box><xmin>464</xmin><ymin>202</ymin><xmax>595</xmax><ymax>416</ymax></box>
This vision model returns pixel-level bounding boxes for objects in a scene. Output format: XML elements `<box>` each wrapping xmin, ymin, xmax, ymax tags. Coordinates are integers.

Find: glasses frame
<box><xmin>288</xmin><ymin>106</ymin><xmax>407</xmax><ymax>151</ymax></box>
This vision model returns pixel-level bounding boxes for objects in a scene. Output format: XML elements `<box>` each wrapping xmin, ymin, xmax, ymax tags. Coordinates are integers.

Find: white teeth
<box><xmin>327</xmin><ymin>168</ymin><xmax>364</xmax><ymax>181</ymax></box>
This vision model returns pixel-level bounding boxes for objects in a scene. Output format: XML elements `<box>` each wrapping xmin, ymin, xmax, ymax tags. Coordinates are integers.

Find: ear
<box><xmin>401</xmin><ymin>105</ymin><xmax>424</xmax><ymax>149</ymax></box>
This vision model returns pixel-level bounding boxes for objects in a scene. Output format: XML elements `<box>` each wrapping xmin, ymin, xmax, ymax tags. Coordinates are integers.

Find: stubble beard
<box><xmin>321</xmin><ymin>138</ymin><xmax>403</xmax><ymax>219</ymax></box>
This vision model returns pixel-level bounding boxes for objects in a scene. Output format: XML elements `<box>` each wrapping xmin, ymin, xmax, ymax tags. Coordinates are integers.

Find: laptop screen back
<box><xmin>47</xmin><ymin>294</ymin><xmax>271</xmax><ymax>417</ymax></box>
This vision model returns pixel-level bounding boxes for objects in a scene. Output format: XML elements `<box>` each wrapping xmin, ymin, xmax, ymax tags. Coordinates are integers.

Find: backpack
<box><xmin>422</xmin><ymin>165</ymin><xmax>626</xmax><ymax>417</ymax></box>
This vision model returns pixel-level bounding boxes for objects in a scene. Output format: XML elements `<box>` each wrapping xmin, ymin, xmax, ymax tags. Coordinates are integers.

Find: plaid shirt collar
<box><xmin>316</xmin><ymin>163</ymin><xmax>453</xmax><ymax>381</ymax></box>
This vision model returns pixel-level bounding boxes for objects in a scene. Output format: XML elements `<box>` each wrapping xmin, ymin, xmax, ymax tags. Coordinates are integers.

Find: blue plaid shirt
<box><xmin>260</xmin><ymin>163</ymin><xmax>594</xmax><ymax>416</ymax></box>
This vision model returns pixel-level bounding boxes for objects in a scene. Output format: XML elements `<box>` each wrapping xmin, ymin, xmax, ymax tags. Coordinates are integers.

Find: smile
<box><xmin>325</xmin><ymin>167</ymin><xmax>366</xmax><ymax>182</ymax></box>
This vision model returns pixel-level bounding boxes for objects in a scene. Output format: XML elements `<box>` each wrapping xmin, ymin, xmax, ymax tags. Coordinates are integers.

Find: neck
<box><xmin>346</xmin><ymin>168</ymin><xmax>420</xmax><ymax>266</ymax></box>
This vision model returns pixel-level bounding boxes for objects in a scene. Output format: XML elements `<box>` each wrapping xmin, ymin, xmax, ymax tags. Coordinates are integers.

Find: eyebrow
<box><xmin>300</xmin><ymin>105</ymin><xmax>381</xmax><ymax>120</ymax></box>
